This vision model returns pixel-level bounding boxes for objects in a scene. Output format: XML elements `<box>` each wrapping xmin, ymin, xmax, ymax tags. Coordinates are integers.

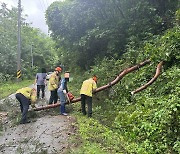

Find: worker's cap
<box><xmin>55</xmin><ymin>67</ymin><xmax>62</xmax><ymax>72</ymax></box>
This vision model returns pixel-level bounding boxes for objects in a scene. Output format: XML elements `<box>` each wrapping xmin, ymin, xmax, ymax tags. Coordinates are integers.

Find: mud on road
<box><xmin>0</xmin><ymin>115</ymin><xmax>75</xmax><ymax>154</ymax></box>
<box><xmin>0</xmin><ymin>91</ymin><xmax>76</xmax><ymax>154</ymax></box>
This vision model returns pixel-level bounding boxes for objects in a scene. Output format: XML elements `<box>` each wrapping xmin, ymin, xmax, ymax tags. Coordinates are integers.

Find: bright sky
<box><xmin>0</xmin><ymin>0</ymin><xmax>64</xmax><ymax>34</ymax></box>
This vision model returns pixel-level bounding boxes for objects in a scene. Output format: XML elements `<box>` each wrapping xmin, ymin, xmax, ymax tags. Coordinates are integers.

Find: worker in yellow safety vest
<box><xmin>48</xmin><ymin>67</ymin><xmax>62</xmax><ymax>104</ymax></box>
<box><xmin>80</xmin><ymin>75</ymin><xmax>98</xmax><ymax>117</ymax></box>
<box><xmin>16</xmin><ymin>87</ymin><xmax>37</xmax><ymax>124</ymax></box>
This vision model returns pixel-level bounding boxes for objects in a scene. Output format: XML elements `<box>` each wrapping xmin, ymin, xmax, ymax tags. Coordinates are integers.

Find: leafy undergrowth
<box><xmin>0</xmin><ymin>80</ymin><xmax>34</xmax><ymax>99</ymax></box>
<box><xmin>67</xmin><ymin>110</ymin><xmax>137</xmax><ymax>154</ymax></box>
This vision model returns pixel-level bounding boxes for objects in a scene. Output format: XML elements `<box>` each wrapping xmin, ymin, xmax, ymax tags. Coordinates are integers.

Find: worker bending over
<box><xmin>16</xmin><ymin>87</ymin><xmax>37</xmax><ymax>124</ymax></box>
<box><xmin>80</xmin><ymin>75</ymin><xmax>98</xmax><ymax>117</ymax></box>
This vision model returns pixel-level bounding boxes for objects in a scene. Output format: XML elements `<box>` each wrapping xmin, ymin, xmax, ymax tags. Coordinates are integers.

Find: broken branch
<box><xmin>131</xmin><ymin>61</ymin><xmax>163</xmax><ymax>95</ymax></box>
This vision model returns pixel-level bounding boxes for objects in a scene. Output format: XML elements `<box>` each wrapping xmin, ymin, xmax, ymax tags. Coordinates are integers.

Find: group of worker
<box><xmin>48</xmin><ymin>67</ymin><xmax>69</xmax><ymax>116</ymax></box>
<box><xmin>15</xmin><ymin>66</ymin><xmax>98</xmax><ymax>124</ymax></box>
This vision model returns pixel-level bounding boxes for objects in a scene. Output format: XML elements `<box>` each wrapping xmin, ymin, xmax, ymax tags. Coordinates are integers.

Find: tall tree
<box><xmin>46</xmin><ymin>0</ymin><xmax>179</xmax><ymax>70</ymax></box>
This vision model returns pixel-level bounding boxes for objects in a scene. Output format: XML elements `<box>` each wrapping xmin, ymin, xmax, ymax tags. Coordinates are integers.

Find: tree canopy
<box><xmin>46</xmin><ymin>0</ymin><xmax>179</xmax><ymax>69</ymax></box>
<box><xmin>0</xmin><ymin>3</ymin><xmax>59</xmax><ymax>80</ymax></box>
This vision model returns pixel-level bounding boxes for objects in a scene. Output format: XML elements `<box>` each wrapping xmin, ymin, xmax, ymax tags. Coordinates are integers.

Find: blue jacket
<box><xmin>58</xmin><ymin>78</ymin><xmax>68</xmax><ymax>92</ymax></box>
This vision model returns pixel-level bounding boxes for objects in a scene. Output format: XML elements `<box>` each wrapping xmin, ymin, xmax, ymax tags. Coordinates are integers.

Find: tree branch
<box><xmin>131</xmin><ymin>61</ymin><xmax>163</xmax><ymax>95</ymax></box>
<box><xmin>112</xmin><ymin>0</ymin><xmax>125</xmax><ymax>19</ymax></box>
<box><xmin>34</xmin><ymin>59</ymin><xmax>151</xmax><ymax>111</ymax></box>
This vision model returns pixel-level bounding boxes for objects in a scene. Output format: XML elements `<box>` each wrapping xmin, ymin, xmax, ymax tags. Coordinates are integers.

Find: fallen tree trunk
<box><xmin>131</xmin><ymin>61</ymin><xmax>163</xmax><ymax>95</ymax></box>
<box><xmin>34</xmin><ymin>59</ymin><xmax>151</xmax><ymax>111</ymax></box>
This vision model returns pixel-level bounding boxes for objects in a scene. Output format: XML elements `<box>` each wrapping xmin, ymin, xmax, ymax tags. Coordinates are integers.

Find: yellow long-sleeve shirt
<box><xmin>16</xmin><ymin>87</ymin><xmax>37</xmax><ymax>107</ymax></box>
<box><xmin>80</xmin><ymin>78</ymin><xmax>97</xmax><ymax>97</ymax></box>
<box><xmin>48</xmin><ymin>72</ymin><xmax>59</xmax><ymax>91</ymax></box>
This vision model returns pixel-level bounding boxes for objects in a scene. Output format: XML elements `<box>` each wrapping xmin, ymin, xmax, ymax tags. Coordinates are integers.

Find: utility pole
<box><xmin>17</xmin><ymin>0</ymin><xmax>21</xmax><ymax>80</ymax></box>
<box><xmin>30</xmin><ymin>45</ymin><xmax>33</xmax><ymax>68</ymax></box>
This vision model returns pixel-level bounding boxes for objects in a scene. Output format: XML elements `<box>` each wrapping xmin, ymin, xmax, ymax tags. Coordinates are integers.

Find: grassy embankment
<box><xmin>0</xmin><ymin>80</ymin><xmax>34</xmax><ymax>100</ymax></box>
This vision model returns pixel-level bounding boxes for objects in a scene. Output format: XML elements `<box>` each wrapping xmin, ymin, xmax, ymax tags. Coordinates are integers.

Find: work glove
<box><xmin>63</xmin><ymin>90</ymin><xmax>67</xmax><ymax>94</ymax></box>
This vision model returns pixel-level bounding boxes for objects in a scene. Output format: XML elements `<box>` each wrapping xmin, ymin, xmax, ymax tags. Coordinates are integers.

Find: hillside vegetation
<box><xmin>67</xmin><ymin>21</ymin><xmax>179</xmax><ymax>153</ymax></box>
<box><xmin>46</xmin><ymin>1</ymin><xmax>179</xmax><ymax>153</ymax></box>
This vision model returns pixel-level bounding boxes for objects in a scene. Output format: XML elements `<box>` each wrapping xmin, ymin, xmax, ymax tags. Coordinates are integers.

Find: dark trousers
<box><xmin>16</xmin><ymin>93</ymin><xmax>30</xmax><ymax>123</ymax></box>
<box><xmin>37</xmin><ymin>85</ymin><xmax>45</xmax><ymax>98</ymax></box>
<box><xmin>81</xmin><ymin>94</ymin><xmax>92</xmax><ymax>117</ymax></box>
<box><xmin>49</xmin><ymin>89</ymin><xmax>58</xmax><ymax>104</ymax></box>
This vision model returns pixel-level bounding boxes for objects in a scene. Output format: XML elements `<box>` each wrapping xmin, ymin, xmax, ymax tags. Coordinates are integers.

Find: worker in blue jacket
<box><xmin>57</xmin><ymin>72</ymin><xmax>70</xmax><ymax>116</ymax></box>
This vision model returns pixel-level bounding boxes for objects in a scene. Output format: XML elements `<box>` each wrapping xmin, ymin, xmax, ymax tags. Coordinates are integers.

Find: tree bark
<box><xmin>131</xmin><ymin>61</ymin><xmax>163</xmax><ymax>95</ymax></box>
<box><xmin>34</xmin><ymin>59</ymin><xmax>151</xmax><ymax>111</ymax></box>
<box><xmin>112</xmin><ymin>0</ymin><xmax>125</xmax><ymax>19</ymax></box>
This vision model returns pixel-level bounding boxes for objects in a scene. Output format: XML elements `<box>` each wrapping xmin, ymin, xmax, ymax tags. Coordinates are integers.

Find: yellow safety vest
<box><xmin>80</xmin><ymin>78</ymin><xmax>97</xmax><ymax>97</ymax></box>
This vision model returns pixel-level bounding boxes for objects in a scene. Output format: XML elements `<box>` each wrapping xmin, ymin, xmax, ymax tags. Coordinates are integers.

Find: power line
<box><xmin>40</xmin><ymin>0</ymin><xmax>47</xmax><ymax>12</ymax></box>
<box><xmin>42</xmin><ymin>0</ymin><xmax>47</xmax><ymax>8</ymax></box>
<box><xmin>45</xmin><ymin>0</ymin><xmax>49</xmax><ymax>7</ymax></box>
<box><xmin>39</xmin><ymin>0</ymin><xmax>46</xmax><ymax>13</ymax></box>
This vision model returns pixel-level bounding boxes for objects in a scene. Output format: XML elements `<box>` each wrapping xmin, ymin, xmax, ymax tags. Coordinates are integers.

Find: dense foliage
<box><xmin>0</xmin><ymin>3</ymin><xmax>58</xmax><ymax>82</ymax></box>
<box><xmin>46</xmin><ymin>0</ymin><xmax>179</xmax><ymax>70</ymax></box>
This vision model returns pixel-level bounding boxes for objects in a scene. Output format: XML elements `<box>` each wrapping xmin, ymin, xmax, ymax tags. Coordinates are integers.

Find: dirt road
<box><xmin>0</xmin><ymin>87</ymin><xmax>76</xmax><ymax>154</ymax></box>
